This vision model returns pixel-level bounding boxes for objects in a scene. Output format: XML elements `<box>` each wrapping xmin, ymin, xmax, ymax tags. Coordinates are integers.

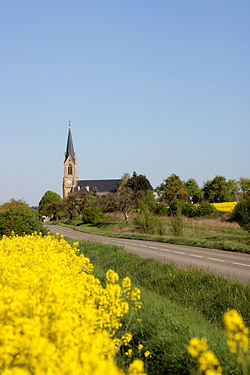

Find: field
<box><xmin>59</xmin><ymin>213</ymin><xmax>250</xmax><ymax>253</ymax></box>
<box><xmin>66</xmin><ymin>238</ymin><xmax>250</xmax><ymax>375</ymax></box>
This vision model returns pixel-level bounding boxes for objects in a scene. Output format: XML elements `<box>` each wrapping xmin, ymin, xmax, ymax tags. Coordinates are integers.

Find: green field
<box><xmin>66</xmin><ymin>238</ymin><xmax>250</xmax><ymax>375</ymax></box>
<box><xmin>59</xmin><ymin>213</ymin><xmax>250</xmax><ymax>253</ymax></box>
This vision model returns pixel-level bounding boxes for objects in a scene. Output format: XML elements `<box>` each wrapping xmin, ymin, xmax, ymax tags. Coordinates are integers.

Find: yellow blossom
<box><xmin>0</xmin><ymin>233</ymin><xmax>145</xmax><ymax>375</ymax></box>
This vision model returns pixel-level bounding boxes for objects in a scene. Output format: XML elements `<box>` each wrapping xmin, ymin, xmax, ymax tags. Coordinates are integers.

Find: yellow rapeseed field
<box><xmin>212</xmin><ymin>202</ymin><xmax>237</xmax><ymax>213</ymax></box>
<box><xmin>0</xmin><ymin>233</ymin><xmax>145</xmax><ymax>375</ymax></box>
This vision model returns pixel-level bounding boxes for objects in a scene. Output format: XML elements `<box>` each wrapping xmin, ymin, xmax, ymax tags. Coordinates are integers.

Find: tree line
<box><xmin>38</xmin><ymin>173</ymin><xmax>250</xmax><ymax>233</ymax></box>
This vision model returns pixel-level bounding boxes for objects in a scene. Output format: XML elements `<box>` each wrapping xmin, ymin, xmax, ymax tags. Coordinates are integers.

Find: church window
<box><xmin>68</xmin><ymin>164</ymin><xmax>73</xmax><ymax>175</ymax></box>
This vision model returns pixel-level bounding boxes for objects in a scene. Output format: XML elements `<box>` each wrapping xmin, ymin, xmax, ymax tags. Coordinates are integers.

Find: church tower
<box><xmin>63</xmin><ymin>122</ymin><xmax>78</xmax><ymax>199</ymax></box>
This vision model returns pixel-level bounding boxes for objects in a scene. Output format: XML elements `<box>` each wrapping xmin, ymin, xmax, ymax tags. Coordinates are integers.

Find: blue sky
<box><xmin>0</xmin><ymin>0</ymin><xmax>249</xmax><ymax>206</ymax></box>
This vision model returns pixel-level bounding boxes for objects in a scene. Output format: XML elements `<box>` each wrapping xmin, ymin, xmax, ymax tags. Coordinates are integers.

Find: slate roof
<box><xmin>77</xmin><ymin>179</ymin><xmax>121</xmax><ymax>194</ymax></box>
<box><xmin>64</xmin><ymin>125</ymin><xmax>75</xmax><ymax>162</ymax></box>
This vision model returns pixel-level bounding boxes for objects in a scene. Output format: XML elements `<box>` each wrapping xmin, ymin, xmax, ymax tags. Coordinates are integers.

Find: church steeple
<box><xmin>65</xmin><ymin>121</ymin><xmax>75</xmax><ymax>162</ymax></box>
<box><xmin>63</xmin><ymin>122</ymin><xmax>78</xmax><ymax>199</ymax></box>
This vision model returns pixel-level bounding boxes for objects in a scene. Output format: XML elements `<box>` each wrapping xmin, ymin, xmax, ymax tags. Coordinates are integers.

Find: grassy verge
<box><xmin>59</xmin><ymin>216</ymin><xmax>250</xmax><ymax>253</ymax></box>
<box><xmin>66</xmin><ymin>238</ymin><xmax>250</xmax><ymax>375</ymax></box>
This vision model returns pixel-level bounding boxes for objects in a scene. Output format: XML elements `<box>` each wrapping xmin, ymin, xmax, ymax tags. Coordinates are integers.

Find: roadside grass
<box><xmin>66</xmin><ymin>238</ymin><xmax>249</xmax><ymax>375</ymax></box>
<box><xmin>59</xmin><ymin>214</ymin><xmax>250</xmax><ymax>253</ymax></box>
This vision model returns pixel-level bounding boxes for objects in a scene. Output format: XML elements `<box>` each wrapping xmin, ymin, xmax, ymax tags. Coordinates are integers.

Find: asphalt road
<box><xmin>46</xmin><ymin>224</ymin><xmax>250</xmax><ymax>284</ymax></box>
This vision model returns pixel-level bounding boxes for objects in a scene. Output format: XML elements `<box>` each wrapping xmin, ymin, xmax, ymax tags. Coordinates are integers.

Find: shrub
<box><xmin>196</xmin><ymin>201</ymin><xmax>217</xmax><ymax>217</ymax></box>
<box><xmin>169</xmin><ymin>200</ymin><xmax>195</xmax><ymax>217</ymax></box>
<box><xmin>232</xmin><ymin>196</ymin><xmax>250</xmax><ymax>232</ymax></box>
<box><xmin>134</xmin><ymin>208</ymin><xmax>166</xmax><ymax>235</ymax></box>
<box><xmin>0</xmin><ymin>200</ymin><xmax>46</xmax><ymax>237</ymax></box>
<box><xmin>154</xmin><ymin>203</ymin><xmax>168</xmax><ymax>216</ymax></box>
<box><xmin>134</xmin><ymin>208</ymin><xmax>157</xmax><ymax>234</ymax></box>
<box><xmin>169</xmin><ymin>212</ymin><xmax>184</xmax><ymax>236</ymax></box>
<box><xmin>82</xmin><ymin>207</ymin><xmax>103</xmax><ymax>224</ymax></box>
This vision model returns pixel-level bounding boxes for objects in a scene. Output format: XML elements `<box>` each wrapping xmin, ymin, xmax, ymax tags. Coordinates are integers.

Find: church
<box><xmin>63</xmin><ymin>122</ymin><xmax>121</xmax><ymax>199</ymax></box>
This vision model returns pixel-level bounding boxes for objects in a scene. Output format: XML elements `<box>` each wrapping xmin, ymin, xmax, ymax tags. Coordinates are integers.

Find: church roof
<box><xmin>65</xmin><ymin>122</ymin><xmax>75</xmax><ymax>162</ymax></box>
<box><xmin>77</xmin><ymin>179</ymin><xmax>121</xmax><ymax>194</ymax></box>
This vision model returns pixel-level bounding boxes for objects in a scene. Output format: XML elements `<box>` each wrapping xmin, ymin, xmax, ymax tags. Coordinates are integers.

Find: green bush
<box><xmin>134</xmin><ymin>208</ymin><xmax>166</xmax><ymax>235</ymax></box>
<box><xmin>169</xmin><ymin>213</ymin><xmax>184</xmax><ymax>236</ymax></box>
<box><xmin>154</xmin><ymin>203</ymin><xmax>168</xmax><ymax>216</ymax></box>
<box><xmin>196</xmin><ymin>201</ymin><xmax>217</xmax><ymax>216</ymax></box>
<box><xmin>232</xmin><ymin>196</ymin><xmax>250</xmax><ymax>232</ymax></box>
<box><xmin>0</xmin><ymin>200</ymin><xmax>46</xmax><ymax>237</ymax></box>
<box><xmin>82</xmin><ymin>207</ymin><xmax>103</xmax><ymax>224</ymax></box>
<box><xmin>169</xmin><ymin>200</ymin><xmax>216</xmax><ymax>217</ymax></box>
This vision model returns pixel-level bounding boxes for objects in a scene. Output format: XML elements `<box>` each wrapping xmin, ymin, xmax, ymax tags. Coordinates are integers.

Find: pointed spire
<box><xmin>65</xmin><ymin>121</ymin><xmax>75</xmax><ymax>162</ymax></box>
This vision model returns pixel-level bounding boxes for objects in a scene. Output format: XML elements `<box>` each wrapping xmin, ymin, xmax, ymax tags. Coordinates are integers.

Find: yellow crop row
<box><xmin>0</xmin><ymin>233</ymin><xmax>145</xmax><ymax>375</ymax></box>
<box><xmin>212</xmin><ymin>202</ymin><xmax>238</xmax><ymax>213</ymax></box>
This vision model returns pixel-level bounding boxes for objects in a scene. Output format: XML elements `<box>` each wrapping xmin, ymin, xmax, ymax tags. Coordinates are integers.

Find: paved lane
<box><xmin>46</xmin><ymin>224</ymin><xmax>250</xmax><ymax>284</ymax></box>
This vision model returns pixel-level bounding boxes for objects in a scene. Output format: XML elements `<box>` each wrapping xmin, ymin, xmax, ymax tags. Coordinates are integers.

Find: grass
<box><xmin>66</xmin><ymin>238</ymin><xmax>250</xmax><ymax>375</ymax></box>
<box><xmin>58</xmin><ymin>212</ymin><xmax>250</xmax><ymax>253</ymax></box>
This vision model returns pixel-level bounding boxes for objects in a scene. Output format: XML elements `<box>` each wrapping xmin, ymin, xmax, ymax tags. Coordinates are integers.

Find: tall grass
<box><xmin>67</xmin><ymin>238</ymin><xmax>249</xmax><ymax>375</ymax></box>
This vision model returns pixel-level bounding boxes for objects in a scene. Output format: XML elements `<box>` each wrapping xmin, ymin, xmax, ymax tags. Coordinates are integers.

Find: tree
<box><xmin>65</xmin><ymin>194</ymin><xmax>79</xmax><ymax>221</ymax></box>
<box><xmin>41</xmin><ymin>201</ymin><xmax>66</xmax><ymax>221</ymax></box>
<box><xmin>0</xmin><ymin>200</ymin><xmax>46</xmax><ymax>237</ymax></box>
<box><xmin>113</xmin><ymin>187</ymin><xmax>135</xmax><ymax>223</ymax></box>
<box><xmin>39</xmin><ymin>191</ymin><xmax>62</xmax><ymax>213</ymax></box>
<box><xmin>227</xmin><ymin>179</ymin><xmax>240</xmax><ymax>201</ymax></box>
<box><xmin>155</xmin><ymin>174</ymin><xmax>188</xmax><ymax>205</ymax></box>
<box><xmin>238</xmin><ymin>177</ymin><xmax>250</xmax><ymax>197</ymax></box>
<box><xmin>203</xmin><ymin>176</ymin><xmax>231</xmax><ymax>203</ymax></box>
<box><xmin>232</xmin><ymin>195</ymin><xmax>250</xmax><ymax>232</ymax></box>
<box><xmin>119</xmin><ymin>172</ymin><xmax>131</xmax><ymax>188</ymax></box>
<box><xmin>185</xmin><ymin>178</ymin><xmax>203</xmax><ymax>203</ymax></box>
<box><xmin>126</xmin><ymin>172</ymin><xmax>153</xmax><ymax>192</ymax></box>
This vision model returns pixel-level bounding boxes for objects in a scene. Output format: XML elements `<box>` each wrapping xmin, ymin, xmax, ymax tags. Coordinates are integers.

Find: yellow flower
<box><xmin>223</xmin><ymin>309</ymin><xmax>249</xmax><ymax>354</ymax></box>
<box><xmin>138</xmin><ymin>344</ymin><xmax>143</xmax><ymax>351</ymax></box>
<box><xmin>128</xmin><ymin>359</ymin><xmax>144</xmax><ymax>374</ymax></box>
<box><xmin>0</xmin><ymin>233</ymin><xmax>145</xmax><ymax>375</ymax></box>
<box><xmin>144</xmin><ymin>350</ymin><xmax>150</xmax><ymax>358</ymax></box>
<box><xmin>188</xmin><ymin>337</ymin><xmax>208</xmax><ymax>358</ymax></box>
<box><xmin>122</xmin><ymin>333</ymin><xmax>133</xmax><ymax>346</ymax></box>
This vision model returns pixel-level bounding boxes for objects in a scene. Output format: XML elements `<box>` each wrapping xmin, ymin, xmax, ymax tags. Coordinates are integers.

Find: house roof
<box><xmin>77</xmin><ymin>179</ymin><xmax>121</xmax><ymax>194</ymax></box>
<box><xmin>64</xmin><ymin>122</ymin><xmax>75</xmax><ymax>162</ymax></box>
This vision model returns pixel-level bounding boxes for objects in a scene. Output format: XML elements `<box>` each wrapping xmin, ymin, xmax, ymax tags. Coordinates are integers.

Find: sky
<box><xmin>0</xmin><ymin>0</ymin><xmax>249</xmax><ymax>206</ymax></box>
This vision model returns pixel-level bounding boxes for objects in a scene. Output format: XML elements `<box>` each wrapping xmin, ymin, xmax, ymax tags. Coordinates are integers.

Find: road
<box><xmin>46</xmin><ymin>224</ymin><xmax>250</xmax><ymax>284</ymax></box>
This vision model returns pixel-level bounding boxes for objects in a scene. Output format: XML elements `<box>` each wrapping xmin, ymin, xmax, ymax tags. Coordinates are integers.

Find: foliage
<box><xmin>136</xmin><ymin>190</ymin><xmax>156</xmax><ymax>212</ymax></box>
<box><xmin>232</xmin><ymin>196</ymin><xmax>250</xmax><ymax>232</ymax></box>
<box><xmin>203</xmin><ymin>176</ymin><xmax>231</xmax><ymax>203</ymax></box>
<box><xmin>0</xmin><ymin>233</ymin><xmax>145</xmax><ymax>375</ymax></box>
<box><xmin>185</xmin><ymin>178</ymin><xmax>203</xmax><ymax>203</ymax></box>
<box><xmin>154</xmin><ymin>203</ymin><xmax>168</xmax><ymax>216</ymax></box>
<box><xmin>126</xmin><ymin>171</ymin><xmax>153</xmax><ymax>192</ymax></box>
<box><xmin>169</xmin><ymin>212</ymin><xmax>184</xmax><ymax>236</ymax></box>
<box><xmin>120</xmin><ymin>172</ymin><xmax>131</xmax><ymax>188</ymax></box>
<box><xmin>155</xmin><ymin>174</ymin><xmax>188</xmax><ymax>204</ymax></box>
<box><xmin>238</xmin><ymin>177</ymin><xmax>250</xmax><ymax>196</ymax></box>
<box><xmin>134</xmin><ymin>209</ymin><xmax>165</xmax><ymax>235</ymax></box>
<box><xmin>65</xmin><ymin>194</ymin><xmax>79</xmax><ymax>220</ymax></box>
<box><xmin>39</xmin><ymin>190</ymin><xmax>62</xmax><ymax>213</ymax></box>
<box><xmin>169</xmin><ymin>200</ymin><xmax>217</xmax><ymax>218</ymax></box>
<box><xmin>113</xmin><ymin>187</ymin><xmax>136</xmax><ymax>223</ymax></box>
<box><xmin>82</xmin><ymin>206</ymin><xmax>103</xmax><ymax>224</ymax></box>
<box><xmin>0</xmin><ymin>200</ymin><xmax>46</xmax><ymax>237</ymax></box>
<box><xmin>196</xmin><ymin>201</ymin><xmax>217</xmax><ymax>217</ymax></box>
<box><xmin>41</xmin><ymin>201</ymin><xmax>66</xmax><ymax>221</ymax></box>
<box><xmin>228</xmin><ymin>179</ymin><xmax>240</xmax><ymax>201</ymax></box>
